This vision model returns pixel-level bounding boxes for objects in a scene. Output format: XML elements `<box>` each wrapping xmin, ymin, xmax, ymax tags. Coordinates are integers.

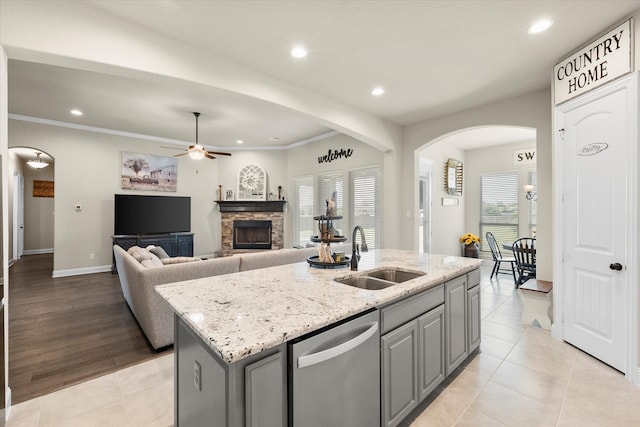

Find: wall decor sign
<box><xmin>318</xmin><ymin>148</ymin><xmax>353</xmax><ymax>164</ymax></box>
<box><xmin>554</xmin><ymin>18</ymin><xmax>632</xmax><ymax>105</ymax></box>
<box><xmin>578</xmin><ymin>142</ymin><xmax>609</xmax><ymax>156</ymax></box>
<box><xmin>237</xmin><ymin>164</ymin><xmax>267</xmax><ymax>200</ymax></box>
<box><xmin>33</xmin><ymin>180</ymin><xmax>54</xmax><ymax>198</ymax></box>
<box><xmin>513</xmin><ymin>148</ymin><xmax>536</xmax><ymax>165</ymax></box>
<box><xmin>121</xmin><ymin>152</ymin><xmax>177</xmax><ymax>192</ymax></box>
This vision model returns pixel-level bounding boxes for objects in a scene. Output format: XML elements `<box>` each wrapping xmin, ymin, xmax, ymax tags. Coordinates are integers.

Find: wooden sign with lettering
<box><xmin>554</xmin><ymin>19</ymin><xmax>632</xmax><ymax>105</ymax></box>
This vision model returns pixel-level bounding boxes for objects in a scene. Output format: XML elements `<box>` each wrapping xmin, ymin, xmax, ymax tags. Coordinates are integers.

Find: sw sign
<box><xmin>514</xmin><ymin>149</ymin><xmax>536</xmax><ymax>165</ymax></box>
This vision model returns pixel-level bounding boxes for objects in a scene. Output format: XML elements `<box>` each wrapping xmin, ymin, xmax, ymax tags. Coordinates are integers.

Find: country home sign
<box><xmin>554</xmin><ymin>19</ymin><xmax>632</xmax><ymax>105</ymax></box>
<box><xmin>318</xmin><ymin>148</ymin><xmax>354</xmax><ymax>164</ymax></box>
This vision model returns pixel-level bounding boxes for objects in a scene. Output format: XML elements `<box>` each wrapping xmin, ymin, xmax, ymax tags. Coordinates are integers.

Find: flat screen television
<box><xmin>114</xmin><ymin>194</ymin><xmax>191</xmax><ymax>235</ymax></box>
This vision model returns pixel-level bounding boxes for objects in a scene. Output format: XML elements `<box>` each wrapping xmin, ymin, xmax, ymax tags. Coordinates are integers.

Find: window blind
<box><xmin>480</xmin><ymin>171</ymin><xmax>519</xmax><ymax>251</ymax></box>
<box><xmin>350</xmin><ymin>167</ymin><xmax>380</xmax><ymax>249</ymax></box>
<box><xmin>294</xmin><ymin>176</ymin><xmax>314</xmax><ymax>246</ymax></box>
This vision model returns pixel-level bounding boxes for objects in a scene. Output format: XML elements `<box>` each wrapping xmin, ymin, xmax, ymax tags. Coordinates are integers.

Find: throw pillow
<box><xmin>140</xmin><ymin>259</ymin><xmax>157</xmax><ymax>268</ymax></box>
<box><xmin>148</xmin><ymin>252</ymin><xmax>163</xmax><ymax>266</ymax></box>
<box><xmin>147</xmin><ymin>245</ymin><xmax>170</xmax><ymax>259</ymax></box>
<box><xmin>128</xmin><ymin>247</ymin><xmax>152</xmax><ymax>263</ymax></box>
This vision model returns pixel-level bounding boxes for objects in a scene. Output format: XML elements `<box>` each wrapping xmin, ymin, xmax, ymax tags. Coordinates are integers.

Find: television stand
<box><xmin>112</xmin><ymin>232</ymin><xmax>194</xmax><ymax>273</ymax></box>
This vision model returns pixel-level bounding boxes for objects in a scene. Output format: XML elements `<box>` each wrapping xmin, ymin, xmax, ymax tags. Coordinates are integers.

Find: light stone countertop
<box><xmin>155</xmin><ymin>249</ymin><xmax>482</xmax><ymax>364</ymax></box>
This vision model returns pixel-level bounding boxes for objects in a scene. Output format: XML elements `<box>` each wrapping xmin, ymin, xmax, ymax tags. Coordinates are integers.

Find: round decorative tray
<box><xmin>310</xmin><ymin>235</ymin><xmax>348</xmax><ymax>243</ymax></box>
<box><xmin>307</xmin><ymin>255</ymin><xmax>350</xmax><ymax>269</ymax></box>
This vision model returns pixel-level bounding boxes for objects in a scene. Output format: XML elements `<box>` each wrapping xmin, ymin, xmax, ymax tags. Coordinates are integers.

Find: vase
<box><xmin>464</xmin><ymin>243</ymin><xmax>479</xmax><ymax>258</ymax></box>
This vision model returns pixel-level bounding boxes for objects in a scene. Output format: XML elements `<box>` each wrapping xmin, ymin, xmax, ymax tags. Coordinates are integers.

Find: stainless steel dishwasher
<box><xmin>289</xmin><ymin>309</ymin><xmax>380</xmax><ymax>427</ymax></box>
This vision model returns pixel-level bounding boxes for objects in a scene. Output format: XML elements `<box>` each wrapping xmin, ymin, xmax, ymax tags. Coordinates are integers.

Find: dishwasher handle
<box><xmin>297</xmin><ymin>322</ymin><xmax>378</xmax><ymax>368</ymax></box>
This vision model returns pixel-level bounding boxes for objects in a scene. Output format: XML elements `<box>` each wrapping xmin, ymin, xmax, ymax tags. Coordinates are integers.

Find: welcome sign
<box><xmin>554</xmin><ymin>19</ymin><xmax>632</xmax><ymax>105</ymax></box>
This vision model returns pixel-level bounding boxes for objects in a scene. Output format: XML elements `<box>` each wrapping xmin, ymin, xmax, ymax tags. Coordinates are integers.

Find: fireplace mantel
<box><xmin>216</xmin><ymin>200</ymin><xmax>286</xmax><ymax>213</ymax></box>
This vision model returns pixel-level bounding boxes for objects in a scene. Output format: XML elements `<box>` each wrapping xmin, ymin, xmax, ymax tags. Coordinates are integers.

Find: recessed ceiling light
<box><xmin>236</xmin><ymin>140</ymin><xmax>244</xmax><ymax>144</ymax></box>
<box><xmin>270</xmin><ymin>137</ymin><xmax>281</xmax><ymax>141</ymax></box>
<box><xmin>371</xmin><ymin>87</ymin><xmax>385</xmax><ymax>96</ymax></box>
<box><xmin>70</xmin><ymin>109</ymin><xmax>83</xmax><ymax>116</ymax></box>
<box><xmin>527</xmin><ymin>19</ymin><xmax>553</xmax><ymax>34</ymax></box>
<box><xmin>290</xmin><ymin>46</ymin><xmax>308</xmax><ymax>59</ymax></box>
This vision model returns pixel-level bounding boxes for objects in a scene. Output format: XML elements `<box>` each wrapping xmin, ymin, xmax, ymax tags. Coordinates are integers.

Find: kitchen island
<box><xmin>156</xmin><ymin>249</ymin><xmax>482</xmax><ymax>427</ymax></box>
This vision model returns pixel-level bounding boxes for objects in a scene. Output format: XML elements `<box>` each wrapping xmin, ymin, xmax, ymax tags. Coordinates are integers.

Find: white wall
<box><xmin>417</xmin><ymin>143</ymin><xmax>465</xmax><ymax>256</ymax></box>
<box><xmin>402</xmin><ymin>90</ymin><xmax>552</xmax><ymax>281</ymax></box>
<box><xmin>23</xmin><ymin>163</ymin><xmax>55</xmax><ymax>253</ymax></box>
<box><xmin>465</xmin><ymin>140</ymin><xmax>537</xmax><ymax>251</ymax></box>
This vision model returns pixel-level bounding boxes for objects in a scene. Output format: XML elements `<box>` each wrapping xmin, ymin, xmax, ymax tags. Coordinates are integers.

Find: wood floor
<box><xmin>8</xmin><ymin>254</ymin><xmax>171</xmax><ymax>404</ymax></box>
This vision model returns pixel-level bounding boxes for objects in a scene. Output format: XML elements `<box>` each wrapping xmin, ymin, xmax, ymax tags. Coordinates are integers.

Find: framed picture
<box><xmin>33</xmin><ymin>180</ymin><xmax>54</xmax><ymax>198</ymax></box>
<box><xmin>121</xmin><ymin>152</ymin><xmax>177</xmax><ymax>192</ymax></box>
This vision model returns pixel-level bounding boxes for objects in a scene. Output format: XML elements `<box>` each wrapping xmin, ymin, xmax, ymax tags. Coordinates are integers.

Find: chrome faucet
<box><xmin>350</xmin><ymin>226</ymin><xmax>369</xmax><ymax>271</ymax></box>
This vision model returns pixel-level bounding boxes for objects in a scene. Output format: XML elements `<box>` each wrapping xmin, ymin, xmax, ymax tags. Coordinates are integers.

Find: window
<box><xmin>294</xmin><ymin>176</ymin><xmax>314</xmax><ymax>247</ymax></box>
<box><xmin>480</xmin><ymin>172</ymin><xmax>518</xmax><ymax>251</ymax></box>
<box><xmin>529</xmin><ymin>170</ymin><xmax>537</xmax><ymax>237</ymax></box>
<box><xmin>350</xmin><ymin>167</ymin><xmax>380</xmax><ymax>249</ymax></box>
<box><xmin>318</xmin><ymin>172</ymin><xmax>344</xmax><ymax>234</ymax></box>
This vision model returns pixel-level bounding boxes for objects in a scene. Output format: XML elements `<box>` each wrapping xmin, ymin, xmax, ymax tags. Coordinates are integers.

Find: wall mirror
<box><xmin>444</xmin><ymin>158</ymin><xmax>463</xmax><ymax>196</ymax></box>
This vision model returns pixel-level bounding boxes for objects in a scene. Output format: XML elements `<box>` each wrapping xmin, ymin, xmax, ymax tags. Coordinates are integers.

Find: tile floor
<box><xmin>6</xmin><ymin>263</ymin><xmax>640</xmax><ymax>427</ymax></box>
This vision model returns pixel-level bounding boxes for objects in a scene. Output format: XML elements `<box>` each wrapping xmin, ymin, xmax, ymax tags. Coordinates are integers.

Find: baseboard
<box><xmin>52</xmin><ymin>265</ymin><xmax>112</xmax><ymax>278</ymax></box>
<box><xmin>23</xmin><ymin>248</ymin><xmax>54</xmax><ymax>255</ymax></box>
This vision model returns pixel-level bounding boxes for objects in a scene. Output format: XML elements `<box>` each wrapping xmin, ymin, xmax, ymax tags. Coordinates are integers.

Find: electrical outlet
<box><xmin>194</xmin><ymin>361</ymin><xmax>201</xmax><ymax>391</ymax></box>
<box><xmin>89</xmin><ymin>253</ymin><xmax>95</xmax><ymax>260</ymax></box>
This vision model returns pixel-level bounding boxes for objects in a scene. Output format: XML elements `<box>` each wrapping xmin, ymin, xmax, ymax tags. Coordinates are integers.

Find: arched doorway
<box><xmin>415</xmin><ymin>126</ymin><xmax>536</xmax><ymax>258</ymax></box>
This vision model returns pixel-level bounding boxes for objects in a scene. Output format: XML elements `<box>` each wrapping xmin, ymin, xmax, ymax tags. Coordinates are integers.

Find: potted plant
<box><xmin>459</xmin><ymin>233</ymin><xmax>480</xmax><ymax>258</ymax></box>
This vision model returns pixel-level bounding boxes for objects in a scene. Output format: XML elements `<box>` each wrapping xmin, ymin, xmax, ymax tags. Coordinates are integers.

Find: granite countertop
<box><xmin>155</xmin><ymin>249</ymin><xmax>481</xmax><ymax>364</ymax></box>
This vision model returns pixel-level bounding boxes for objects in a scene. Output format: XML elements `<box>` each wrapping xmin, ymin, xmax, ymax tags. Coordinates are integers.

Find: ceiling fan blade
<box><xmin>161</xmin><ymin>146</ymin><xmax>185</xmax><ymax>151</ymax></box>
<box><xmin>205</xmin><ymin>153</ymin><xmax>216</xmax><ymax>159</ymax></box>
<box><xmin>174</xmin><ymin>152</ymin><xmax>189</xmax><ymax>157</ymax></box>
<box><xmin>206</xmin><ymin>151</ymin><xmax>232</xmax><ymax>156</ymax></box>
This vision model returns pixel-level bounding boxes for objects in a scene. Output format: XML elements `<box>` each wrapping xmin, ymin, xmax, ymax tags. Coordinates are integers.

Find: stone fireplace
<box><xmin>217</xmin><ymin>201</ymin><xmax>286</xmax><ymax>256</ymax></box>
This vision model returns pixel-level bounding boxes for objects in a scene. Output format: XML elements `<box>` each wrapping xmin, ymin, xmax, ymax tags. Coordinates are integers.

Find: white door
<box><xmin>557</xmin><ymin>77</ymin><xmax>635</xmax><ymax>372</ymax></box>
<box><xmin>13</xmin><ymin>173</ymin><xmax>24</xmax><ymax>260</ymax></box>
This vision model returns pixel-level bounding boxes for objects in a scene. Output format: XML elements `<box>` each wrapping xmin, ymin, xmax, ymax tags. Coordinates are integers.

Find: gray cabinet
<box><xmin>467</xmin><ymin>282</ymin><xmax>481</xmax><ymax>353</ymax></box>
<box><xmin>381</xmin><ymin>320</ymin><xmax>418</xmax><ymax>427</ymax></box>
<box><xmin>417</xmin><ymin>304</ymin><xmax>445</xmax><ymax>401</ymax></box>
<box><xmin>380</xmin><ymin>284</ymin><xmax>446</xmax><ymax>427</ymax></box>
<box><xmin>175</xmin><ymin>316</ymin><xmax>286</xmax><ymax>427</ymax></box>
<box><xmin>445</xmin><ymin>275</ymin><xmax>468</xmax><ymax>376</ymax></box>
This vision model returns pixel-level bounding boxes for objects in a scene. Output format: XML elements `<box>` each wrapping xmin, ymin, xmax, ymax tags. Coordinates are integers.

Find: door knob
<box><xmin>609</xmin><ymin>263</ymin><xmax>623</xmax><ymax>271</ymax></box>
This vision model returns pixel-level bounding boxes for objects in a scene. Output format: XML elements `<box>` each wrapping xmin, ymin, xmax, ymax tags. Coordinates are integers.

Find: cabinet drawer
<box><xmin>381</xmin><ymin>284</ymin><xmax>444</xmax><ymax>335</ymax></box>
<box><xmin>467</xmin><ymin>269</ymin><xmax>481</xmax><ymax>290</ymax></box>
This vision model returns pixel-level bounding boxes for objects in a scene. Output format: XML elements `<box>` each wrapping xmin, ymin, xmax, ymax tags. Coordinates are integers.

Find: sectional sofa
<box><xmin>113</xmin><ymin>244</ymin><xmax>350</xmax><ymax>349</ymax></box>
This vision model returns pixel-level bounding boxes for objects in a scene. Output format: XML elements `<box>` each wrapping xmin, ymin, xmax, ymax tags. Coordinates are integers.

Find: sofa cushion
<box><xmin>147</xmin><ymin>245</ymin><xmax>170</xmax><ymax>259</ymax></box>
<box><xmin>161</xmin><ymin>257</ymin><xmax>202</xmax><ymax>265</ymax></box>
<box><xmin>140</xmin><ymin>259</ymin><xmax>158</xmax><ymax>268</ymax></box>
<box><xmin>128</xmin><ymin>246</ymin><xmax>152</xmax><ymax>263</ymax></box>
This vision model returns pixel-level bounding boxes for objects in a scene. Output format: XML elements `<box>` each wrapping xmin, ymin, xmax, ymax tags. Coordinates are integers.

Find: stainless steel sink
<box><xmin>334</xmin><ymin>276</ymin><xmax>396</xmax><ymax>290</ymax></box>
<box><xmin>365</xmin><ymin>267</ymin><xmax>425</xmax><ymax>283</ymax></box>
<box><xmin>334</xmin><ymin>268</ymin><xmax>425</xmax><ymax>290</ymax></box>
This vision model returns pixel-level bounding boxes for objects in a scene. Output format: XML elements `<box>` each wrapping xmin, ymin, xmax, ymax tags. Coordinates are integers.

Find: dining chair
<box><xmin>512</xmin><ymin>237</ymin><xmax>536</xmax><ymax>287</ymax></box>
<box><xmin>485</xmin><ymin>232</ymin><xmax>517</xmax><ymax>281</ymax></box>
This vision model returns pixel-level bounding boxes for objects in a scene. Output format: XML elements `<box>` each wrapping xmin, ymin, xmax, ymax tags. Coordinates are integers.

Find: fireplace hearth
<box><xmin>233</xmin><ymin>220</ymin><xmax>272</xmax><ymax>250</ymax></box>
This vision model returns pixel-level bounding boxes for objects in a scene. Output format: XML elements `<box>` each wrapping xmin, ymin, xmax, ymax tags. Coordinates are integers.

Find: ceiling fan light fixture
<box><xmin>27</xmin><ymin>152</ymin><xmax>49</xmax><ymax>169</ymax></box>
<box><xmin>189</xmin><ymin>150</ymin><xmax>205</xmax><ymax>160</ymax></box>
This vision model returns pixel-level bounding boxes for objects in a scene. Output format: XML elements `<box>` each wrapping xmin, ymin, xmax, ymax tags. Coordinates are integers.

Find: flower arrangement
<box><xmin>459</xmin><ymin>233</ymin><xmax>480</xmax><ymax>246</ymax></box>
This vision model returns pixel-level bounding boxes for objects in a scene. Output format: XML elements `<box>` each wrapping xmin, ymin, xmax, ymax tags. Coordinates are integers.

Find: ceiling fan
<box><xmin>172</xmin><ymin>112</ymin><xmax>232</xmax><ymax>160</ymax></box>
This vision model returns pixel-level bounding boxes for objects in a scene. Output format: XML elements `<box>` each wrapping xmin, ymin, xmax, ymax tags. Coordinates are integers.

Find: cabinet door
<box><xmin>245</xmin><ymin>352</ymin><xmax>286</xmax><ymax>427</ymax></box>
<box><xmin>177</xmin><ymin>234</ymin><xmax>194</xmax><ymax>257</ymax></box>
<box><xmin>445</xmin><ymin>275</ymin><xmax>467</xmax><ymax>376</ymax></box>
<box><xmin>176</xmin><ymin>318</ymin><xmax>227</xmax><ymax>427</ymax></box>
<box><xmin>381</xmin><ymin>321</ymin><xmax>417</xmax><ymax>427</ymax></box>
<box><xmin>467</xmin><ymin>284</ymin><xmax>481</xmax><ymax>353</ymax></box>
<box><xmin>417</xmin><ymin>304</ymin><xmax>445</xmax><ymax>401</ymax></box>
